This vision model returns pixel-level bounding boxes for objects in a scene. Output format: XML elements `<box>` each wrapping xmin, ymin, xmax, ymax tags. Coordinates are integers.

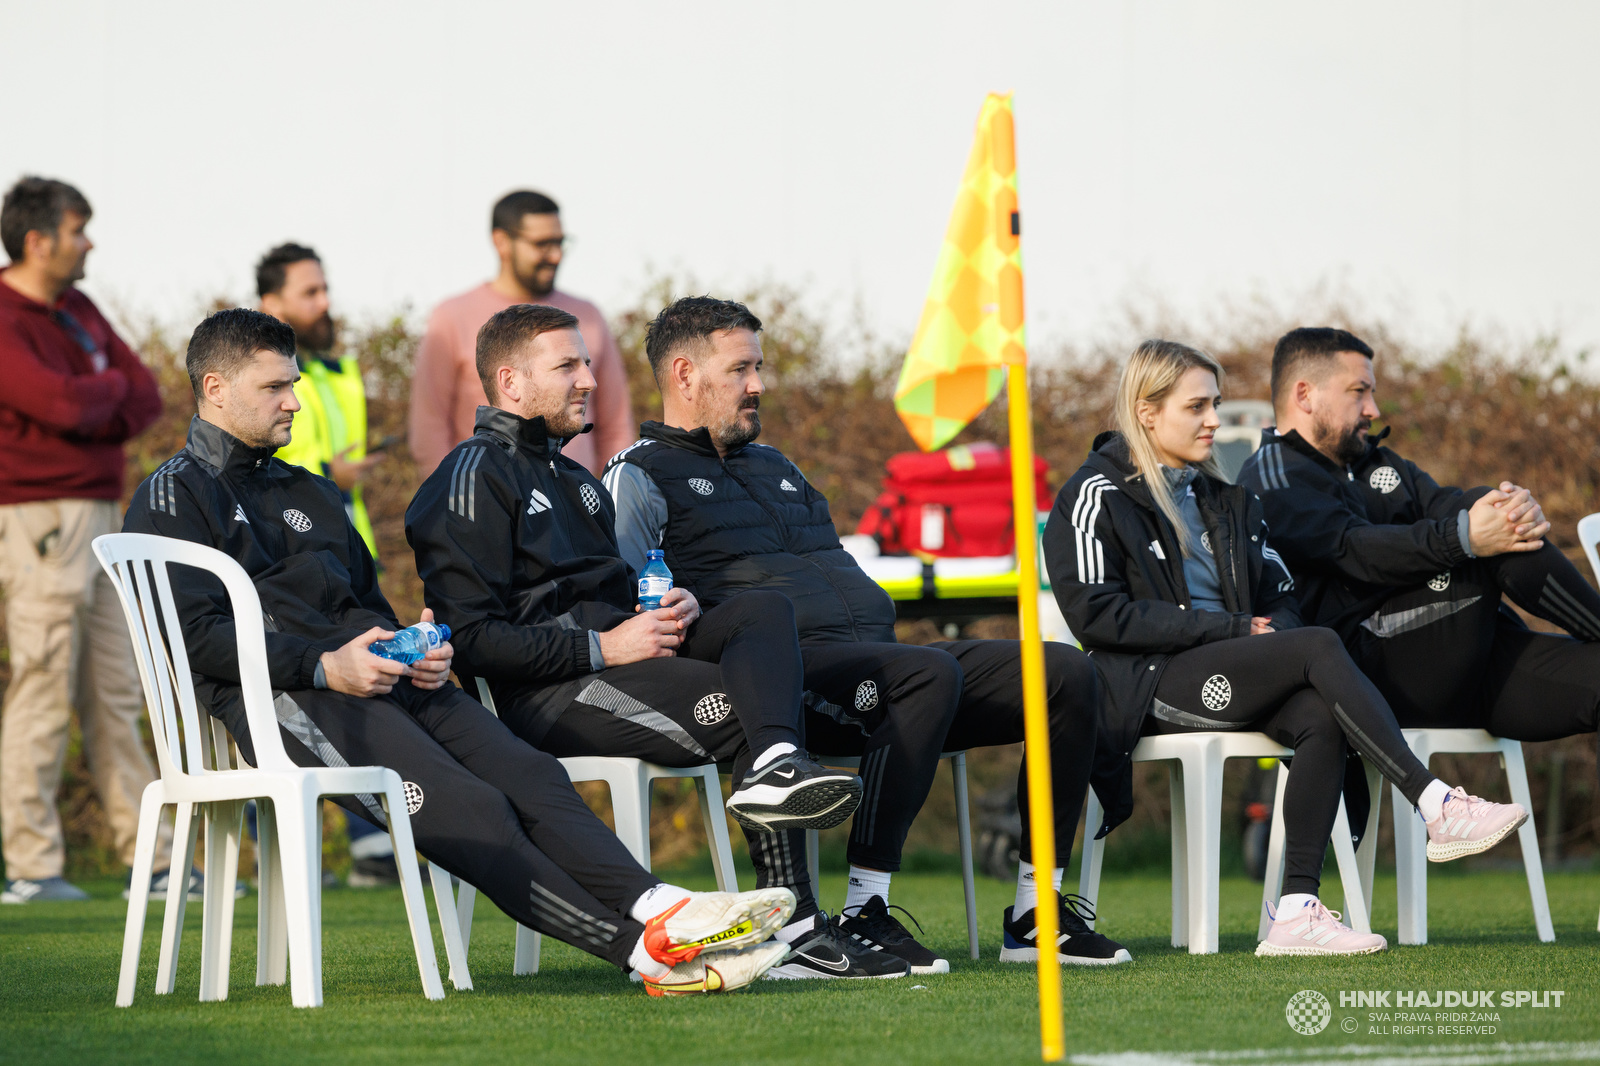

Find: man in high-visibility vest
<box><xmin>257</xmin><ymin>243</ymin><xmax>380</xmax><ymax>557</ymax></box>
<box><xmin>257</xmin><ymin>242</ymin><xmax>394</xmax><ymax>885</ymax></box>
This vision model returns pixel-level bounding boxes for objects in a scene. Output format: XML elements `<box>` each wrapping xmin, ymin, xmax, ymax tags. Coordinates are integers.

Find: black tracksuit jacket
<box><xmin>1236</xmin><ymin>427</ymin><xmax>1490</xmax><ymax>642</ymax></box>
<box><xmin>1043</xmin><ymin>432</ymin><xmax>1302</xmax><ymax>832</ymax></box>
<box><xmin>123</xmin><ymin>417</ymin><xmax>402</xmax><ymax>750</ymax></box>
<box><xmin>405</xmin><ymin>406</ymin><xmax>634</xmax><ymax>707</ymax></box>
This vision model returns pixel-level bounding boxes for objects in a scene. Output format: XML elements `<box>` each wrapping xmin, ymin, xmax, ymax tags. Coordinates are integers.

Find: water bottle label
<box><xmin>639</xmin><ymin>575</ymin><xmax>672</xmax><ymax>602</ymax></box>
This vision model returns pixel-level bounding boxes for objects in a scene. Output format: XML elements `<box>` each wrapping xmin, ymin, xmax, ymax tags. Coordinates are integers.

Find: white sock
<box><xmin>752</xmin><ymin>742</ymin><xmax>798</xmax><ymax>770</ymax></box>
<box><xmin>775</xmin><ymin>912</ymin><xmax>817</xmax><ymax>945</ymax></box>
<box><xmin>628</xmin><ymin>935</ymin><xmax>670</xmax><ymax>979</ymax></box>
<box><xmin>1275</xmin><ymin>892</ymin><xmax>1317</xmax><ymax>918</ymax></box>
<box><xmin>629</xmin><ymin>882</ymin><xmax>692</xmax><ymax>924</ymax></box>
<box><xmin>1416</xmin><ymin>779</ymin><xmax>1453</xmax><ymax>822</ymax></box>
<box><xmin>844</xmin><ymin>866</ymin><xmax>891</xmax><ymax>912</ymax></box>
<box><xmin>1014</xmin><ymin>861</ymin><xmax>1064</xmax><ymax>915</ymax></box>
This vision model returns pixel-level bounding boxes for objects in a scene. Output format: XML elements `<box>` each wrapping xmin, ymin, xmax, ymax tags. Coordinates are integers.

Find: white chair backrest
<box><xmin>93</xmin><ymin>533</ymin><xmax>295</xmax><ymax>777</ymax></box>
<box><xmin>1576</xmin><ymin>513</ymin><xmax>1600</xmax><ymax>586</ymax></box>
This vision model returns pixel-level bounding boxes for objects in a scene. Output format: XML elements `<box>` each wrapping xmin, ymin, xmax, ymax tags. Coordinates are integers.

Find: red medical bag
<box><xmin>856</xmin><ymin>442</ymin><xmax>1050</xmax><ymax>557</ymax></box>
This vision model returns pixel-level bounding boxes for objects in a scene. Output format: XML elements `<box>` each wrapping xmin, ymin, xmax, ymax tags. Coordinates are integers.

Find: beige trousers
<box><xmin>0</xmin><ymin>499</ymin><xmax>171</xmax><ymax>880</ymax></box>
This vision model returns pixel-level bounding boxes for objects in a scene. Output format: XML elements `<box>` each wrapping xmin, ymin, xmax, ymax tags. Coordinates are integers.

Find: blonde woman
<box><xmin>1043</xmin><ymin>340</ymin><xmax>1528</xmax><ymax>956</ymax></box>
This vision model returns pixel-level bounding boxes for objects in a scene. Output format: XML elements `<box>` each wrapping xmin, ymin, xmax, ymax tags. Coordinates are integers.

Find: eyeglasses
<box><xmin>514</xmin><ymin>234</ymin><xmax>572</xmax><ymax>254</ymax></box>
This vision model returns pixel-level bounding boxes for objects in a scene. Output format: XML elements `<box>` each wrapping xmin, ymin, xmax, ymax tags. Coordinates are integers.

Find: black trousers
<box><xmin>1150</xmin><ymin>626</ymin><xmax>1435</xmax><ymax>896</ymax></box>
<box><xmin>264</xmin><ymin>682</ymin><xmax>658</xmax><ymax>970</ymax></box>
<box><xmin>1352</xmin><ymin>544</ymin><xmax>1600</xmax><ymax>742</ymax></box>
<box><xmin>939</xmin><ymin>640</ymin><xmax>1100</xmax><ymax>866</ymax></box>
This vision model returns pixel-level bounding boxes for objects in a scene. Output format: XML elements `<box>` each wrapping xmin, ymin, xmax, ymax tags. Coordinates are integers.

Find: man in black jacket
<box><xmin>404</xmin><ymin>303</ymin><xmax>906</xmax><ymax>982</ymax></box>
<box><xmin>124</xmin><ymin>308</ymin><xmax>797</xmax><ymax>997</ymax></box>
<box><xmin>605</xmin><ymin>297</ymin><xmax>1123</xmax><ymax>971</ymax></box>
<box><xmin>1238</xmin><ymin>327</ymin><xmax>1599</xmax><ymax>744</ymax></box>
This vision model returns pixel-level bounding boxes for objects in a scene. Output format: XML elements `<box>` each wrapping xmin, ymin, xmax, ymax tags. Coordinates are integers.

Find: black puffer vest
<box><xmin>608</xmin><ymin>421</ymin><xmax>898</xmax><ymax>644</ymax></box>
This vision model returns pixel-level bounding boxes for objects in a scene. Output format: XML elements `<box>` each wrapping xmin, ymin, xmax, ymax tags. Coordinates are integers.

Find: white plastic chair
<box><xmin>94</xmin><ymin>533</ymin><xmax>445</xmax><ymax>1008</ymax></box>
<box><xmin>1570</xmin><ymin>510</ymin><xmax>1600</xmax><ymax>932</ymax></box>
<box><xmin>1078</xmin><ymin>732</ymin><xmax>1372</xmax><ymax>954</ymax></box>
<box><xmin>1359</xmin><ymin>728</ymin><xmax>1553</xmax><ymax>945</ymax></box>
<box><xmin>433</xmin><ymin>679</ymin><xmax>740</xmax><ymax>987</ymax></box>
<box><xmin>805</xmin><ymin>751</ymin><xmax>980</xmax><ymax>960</ymax></box>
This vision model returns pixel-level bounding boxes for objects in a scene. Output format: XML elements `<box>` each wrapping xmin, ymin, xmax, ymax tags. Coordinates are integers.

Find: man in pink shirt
<box><xmin>409</xmin><ymin>190</ymin><xmax>633</xmax><ymax>476</ymax></box>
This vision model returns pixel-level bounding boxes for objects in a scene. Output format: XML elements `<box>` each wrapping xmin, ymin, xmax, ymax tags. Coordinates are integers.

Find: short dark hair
<box><xmin>1271</xmin><ymin>327</ymin><xmax>1375</xmax><ymax>406</ymax></box>
<box><xmin>491</xmin><ymin>190</ymin><xmax>560</xmax><ymax>234</ymax></box>
<box><xmin>476</xmin><ymin>303</ymin><xmax>581</xmax><ymax>401</ymax></box>
<box><xmin>186</xmin><ymin>308</ymin><xmax>297</xmax><ymax>401</ymax></box>
<box><xmin>255</xmin><ymin>242</ymin><xmax>320</xmax><ymax>298</ymax></box>
<box><xmin>644</xmin><ymin>297</ymin><xmax>764</xmax><ymax>388</ymax></box>
<box><xmin>1</xmin><ymin>176</ymin><xmax>92</xmax><ymax>262</ymax></box>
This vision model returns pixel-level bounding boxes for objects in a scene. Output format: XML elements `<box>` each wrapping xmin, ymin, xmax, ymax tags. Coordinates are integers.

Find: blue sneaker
<box><xmin>1000</xmin><ymin>895</ymin><xmax>1131</xmax><ymax>966</ymax></box>
<box><xmin>2</xmin><ymin>877</ymin><xmax>90</xmax><ymax>903</ymax></box>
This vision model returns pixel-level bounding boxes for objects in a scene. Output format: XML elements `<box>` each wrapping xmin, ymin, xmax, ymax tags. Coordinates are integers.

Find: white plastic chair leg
<box><xmin>1501</xmin><ymin>742</ymin><xmax>1555</xmax><ymax>942</ymax></box>
<box><xmin>272</xmin><ymin>787</ymin><xmax>326</xmax><ymax>1008</ymax></box>
<box><xmin>429</xmin><ymin>863</ymin><xmax>472</xmax><ymax>991</ymax></box>
<box><xmin>1167</xmin><ymin>762</ymin><xmax>1189</xmax><ymax>948</ymax></box>
<box><xmin>694</xmin><ymin>768</ymin><xmax>739</xmax><ymax>892</ymax></box>
<box><xmin>156</xmin><ymin>801</ymin><xmax>201</xmax><ymax>994</ymax></box>
<box><xmin>381</xmin><ymin>779</ymin><xmax>445</xmax><ymax>1001</ymax></box>
<box><xmin>116</xmin><ymin>787</ymin><xmax>166</xmax><ymax>1007</ymax></box>
<box><xmin>1178</xmin><ymin>744</ymin><xmax>1225</xmax><ymax>955</ymax></box>
<box><xmin>513</xmin><ymin>923</ymin><xmax>542</xmax><ymax>975</ymax></box>
<box><xmin>1077</xmin><ymin>788</ymin><xmax>1105</xmax><ymax>929</ymax></box>
<box><xmin>608</xmin><ymin>766</ymin><xmax>652</xmax><ymax>868</ymax></box>
<box><xmin>1356</xmin><ymin>761</ymin><xmax>1382</xmax><ymax>916</ymax></box>
<box><xmin>199</xmin><ymin>800</ymin><xmax>246</xmax><ymax>1001</ymax></box>
<box><xmin>255</xmin><ymin>799</ymin><xmax>288</xmax><ymax>987</ymax></box>
<box><xmin>1329</xmin><ymin>801</ymin><xmax>1370</xmax><ymax>933</ymax></box>
<box><xmin>952</xmin><ymin>753</ymin><xmax>979</xmax><ymax>959</ymax></box>
<box><xmin>1392</xmin><ymin>779</ymin><xmax>1427</xmax><ymax>944</ymax></box>
<box><xmin>1258</xmin><ymin>763</ymin><xmax>1291</xmax><ymax>940</ymax></box>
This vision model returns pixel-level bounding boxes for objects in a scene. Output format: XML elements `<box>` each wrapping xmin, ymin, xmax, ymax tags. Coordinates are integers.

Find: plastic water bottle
<box><xmin>638</xmin><ymin>549</ymin><xmax>673</xmax><ymax>611</ymax></box>
<box><xmin>370</xmin><ymin>622</ymin><xmax>451</xmax><ymax>665</ymax></box>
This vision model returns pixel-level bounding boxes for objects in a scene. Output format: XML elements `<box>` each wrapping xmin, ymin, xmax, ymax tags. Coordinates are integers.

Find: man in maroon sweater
<box><xmin>0</xmin><ymin>177</ymin><xmax>167</xmax><ymax>903</ymax></box>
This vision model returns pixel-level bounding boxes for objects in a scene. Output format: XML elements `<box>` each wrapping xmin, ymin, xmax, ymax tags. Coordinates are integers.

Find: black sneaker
<box><xmin>1000</xmin><ymin>894</ymin><xmax>1132</xmax><ymax>966</ymax></box>
<box><xmin>837</xmin><ymin>895</ymin><xmax>949</xmax><ymax>974</ymax></box>
<box><xmin>766</xmin><ymin>912</ymin><xmax>910</xmax><ymax>980</ymax></box>
<box><xmin>726</xmin><ymin>751</ymin><xmax>862</xmax><ymax>832</ymax></box>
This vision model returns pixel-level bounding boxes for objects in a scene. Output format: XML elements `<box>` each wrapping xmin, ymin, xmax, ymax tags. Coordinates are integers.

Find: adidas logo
<box><xmin>780</xmin><ymin>478</ymin><xmax>797</xmax><ymax>492</ymax></box>
<box><xmin>527</xmin><ymin>489</ymin><xmax>552</xmax><ymax>515</ymax></box>
<box><xmin>233</xmin><ymin>504</ymin><xmax>249</xmax><ymax>524</ymax></box>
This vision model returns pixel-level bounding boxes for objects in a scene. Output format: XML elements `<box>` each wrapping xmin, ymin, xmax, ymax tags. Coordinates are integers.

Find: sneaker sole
<box><xmin>1255</xmin><ymin>939</ymin><xmax>1387</xmax><ymax>957</ymax></box>
<box><xmin>998</xmin><ymin>945</ymin><xmax>1133</xmax><ymax>966</ymax></box>
<box><xmin>765</xmin><ymin>963</ymin><xmax>907</xmax><ymax>980</ymax></box>
<box><xmin>1426</xmin><ymin>811</ymin><xmax>1529</xmax><ymax>862</ymax></box>
<box><xmin>726</xmin><ymin>779</ymin><xmax>863</xmax><ymax>832</ymax></box>
<box><xmin>910</xmin><ymin>960</ymin><xmax>950</xmax><ymax>974</ymax></box>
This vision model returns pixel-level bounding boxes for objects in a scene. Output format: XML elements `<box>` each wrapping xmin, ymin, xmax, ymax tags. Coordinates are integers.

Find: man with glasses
<box><xmin>409</xmin><ymin>190</ymin><xmax>633</xmax><ymax>478</ymax></box>
<box><xmin>0</xmin><ymin>177</ymin><xmax>169</xmax><ymax>903</ymax></box>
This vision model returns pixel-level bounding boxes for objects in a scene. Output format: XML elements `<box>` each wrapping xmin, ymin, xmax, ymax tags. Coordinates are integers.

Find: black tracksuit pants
<box><xmin>938</xmin><ymin>640</ymin><xmax>1100</xmax><ymax>867</ymax></box>
<box><xmin>240</xmin><ymin>681</ymin><xmax>658</xmax><ymax>971</ymax></box>
<box><xmin>1351</xmin><ymin>543</ymin><xmax>1600</xmax><ymax>742</ymax></box>
<box><xmin>1149</xmin><ymin>626</ymin><xmax>1435</xmax><ymax>897</ymax></box>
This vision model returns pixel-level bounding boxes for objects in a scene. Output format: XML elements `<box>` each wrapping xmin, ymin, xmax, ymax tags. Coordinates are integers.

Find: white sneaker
<box><xmin>1256</xmin><ymin>899</ymin><xmax>1387</xmax><ymax>957</ymax></box>
<box><xmin>641</xmin><ymin>887</ymin><xmax>796</xmax><ymax>966</ymax></box>
<box><xmin>643</xmin><ymin>941</ymin><xmax>791</xmax><ymax>996</ymax></box>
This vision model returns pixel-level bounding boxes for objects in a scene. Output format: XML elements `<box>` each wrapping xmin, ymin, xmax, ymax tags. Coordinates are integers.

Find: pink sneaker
<box><xmin>1255</xmin><ymin>899</ymin><xmax>1388</xmax><ymax>957</ymax></box>
<box><xmin>1424</xmin><ymin>787</ymin><xmax>1528</xmax><ymax>862</ymax></box>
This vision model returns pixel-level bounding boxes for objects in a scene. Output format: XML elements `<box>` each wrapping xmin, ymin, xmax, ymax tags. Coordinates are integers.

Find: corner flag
<box><xmin>895</xmin><ymin>94</ymin><xmax>1064</xmax><ymax>1062</ymax></box>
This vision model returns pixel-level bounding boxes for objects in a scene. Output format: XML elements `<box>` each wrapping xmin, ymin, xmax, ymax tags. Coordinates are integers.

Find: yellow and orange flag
<box><xmin>894</xmin><ymin>93</ymin><xmax>1026</xmax><ymax>452</ymax></box>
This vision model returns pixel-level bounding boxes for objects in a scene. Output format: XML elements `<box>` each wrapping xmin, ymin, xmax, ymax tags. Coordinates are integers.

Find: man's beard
<box><xmin>711</xmin><ymin>401</ymin><xmax>761</xmax><ymax>451</ymax></box>
<box><xmin>294</xmin><ymin>313</ymin><xmax>336</xmax><ymax>352</ymax></box>
<box><xmin>538</xmin><ymin>393</ymin><xmax>588</xmax><ymax>437</ymax></box>
<box><xmin>514</xmin><ymin>257</ymin><xmax>557</xmax><ymax>297</ymax></box>
<box><xmin>1314</xmin><ymin>413</ymin><xmax>1370</xmax><ymax>466</ymax></box>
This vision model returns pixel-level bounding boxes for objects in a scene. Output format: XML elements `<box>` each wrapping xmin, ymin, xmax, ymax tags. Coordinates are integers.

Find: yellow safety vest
<box><xmin>275</xmin><ymin>355</ymin><xmax>378</xmax><ymax>558</ymax></box>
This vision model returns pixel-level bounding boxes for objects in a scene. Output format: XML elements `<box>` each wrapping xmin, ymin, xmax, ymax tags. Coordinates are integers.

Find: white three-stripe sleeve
<box><xmin>1068</xmin><ymin>475</ymin><xmax>1114</xmax><ymax>584</ymax></box>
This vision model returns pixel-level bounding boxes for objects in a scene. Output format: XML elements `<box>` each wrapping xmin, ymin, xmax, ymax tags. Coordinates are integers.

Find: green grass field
<box><xmin>3</xmin><ymin>863</ymin><xmax>1597</xmax><ymax>1066</ymax></box>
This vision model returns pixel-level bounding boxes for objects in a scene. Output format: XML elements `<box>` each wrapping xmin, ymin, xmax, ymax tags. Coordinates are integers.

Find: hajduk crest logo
<box><xmin>282</xmin><ymin>509</ymin><xmax>313</xmax><ymax>533</ymax></box>
<box><xmin>694</xmin><ymin>693</ymin><xmax>731</xmax><ymax>725</ymax></box>
<box><xmin>1200</xmin><ymin>530</ymin><xmax>1213</xmax><ymax>554</ymax></box>
<box><xmin>689</xmin><ymin>478</ymin><xmax>715</xmax><ymax>496</ymax></box>
<box><xmin>403</xmin><ymin>781</ymin><xmax>425</xmax><ymax>815</ymax></box>
<box><xmin>579</xmin><ymin>483</ymin><xmax>601</xmax><ymax>515</ymax></box>
<box><xmin>1369</xmin><ymin>466</ymin><xmax>1402</xmax><ymax>494</ymax></box>
<box><xmin>1285</xmin><ymin>989</ymin><xmax>1331</xmax><ymax>1035</ymax></box>
<box><xmin>854</xmin><ymin>680</ymin><xmax>879</xmax><ymax>713</ymax></box>
<box><xmin>1201</xmin><ymin>674</ymin><xmax>1232</xmax><ymax>711</ymax></box>
<box><xmin>1428</xmin><ymin>572</ymin><xmax>1452</xmax><ymax>592</ymax></box>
